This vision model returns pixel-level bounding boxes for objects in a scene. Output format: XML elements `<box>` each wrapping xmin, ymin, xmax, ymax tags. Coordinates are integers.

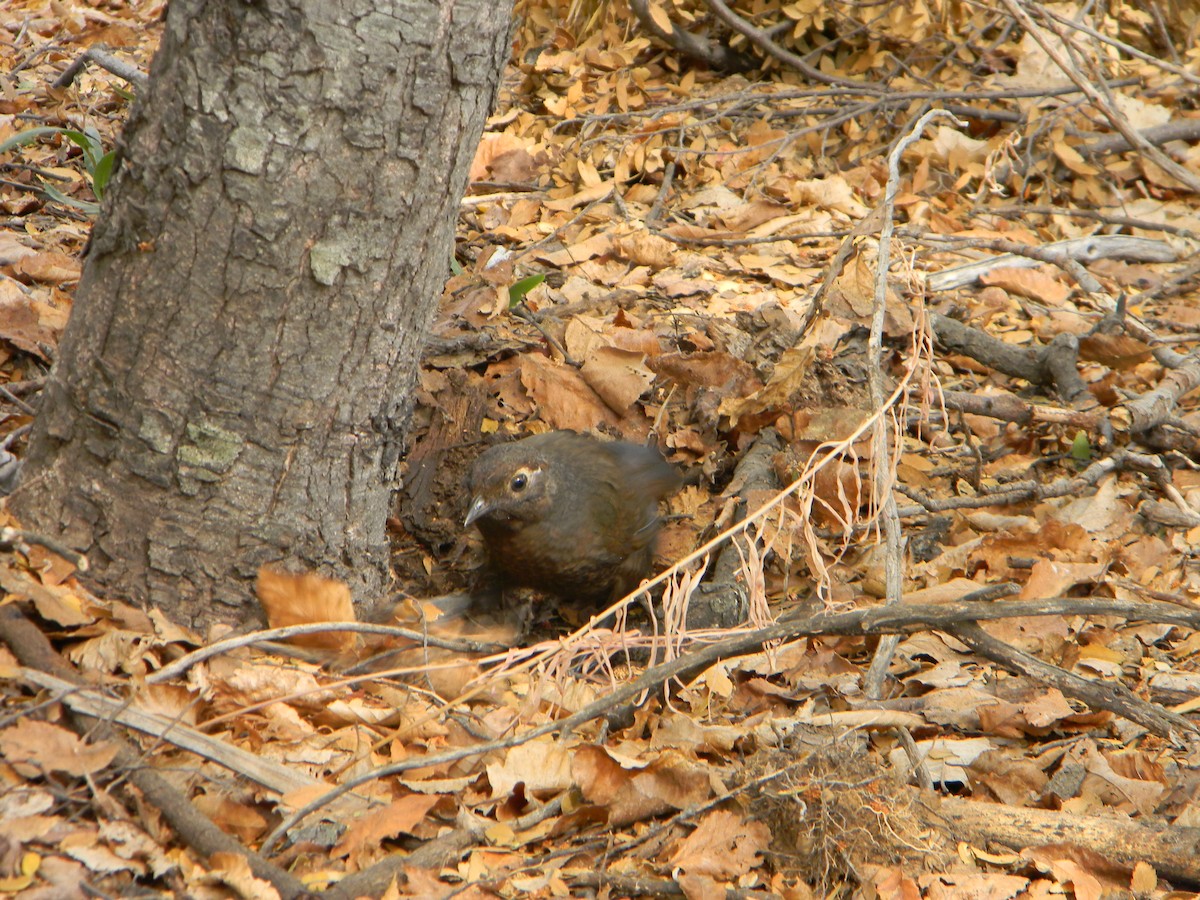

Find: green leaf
<box><xmin>91</xmin><ymin>151</ymin><xmax>117</xmax><ymax>199</ymax></box>
<box><xmin>507</xmin><ymin>273</ymin><xmax>545</xmax><ymax>308</ymax></box>
<box><xmin>1070</xmin><ymin>431</ymin><xmax>1091</xmax><ymax>461</ymax></box>
<box><xmin>0</xmin><ymin>126</ymin><xmax>70</xmax><ymax>155</ymax></box>
<box><xmin>2</xmin><ymin>125</ymin><xmax>112</xmax><ymax>209</ymax></box>
<box><xmin>59</xmin><ymin>129</ymin><xmax>104</xmax><ymax>173</ymax></box>
<box><xmin>40</xmin><ymin>182</ymin><xmax>100</xmax><ymax>215</ymax></box>
<box><xmin>449</xmin><ymin>256</ymin><xmax>464</xmax><ymax>276</ymax></box>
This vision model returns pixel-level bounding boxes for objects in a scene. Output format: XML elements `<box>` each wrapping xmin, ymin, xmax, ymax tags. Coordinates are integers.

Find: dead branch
<box><xmin>17</xmin><ymin>667</ymin><xmax>376</xmax><ymax>818</ymax></box>
<box><xmin>929</xmin><ymin>313</ymin><xmax>1091</xmax><ymax>402</ymax></box>
<box><xmin>985</xmin><ymin>205</ymin><xmax>1200</xmax><ymax>241</ymax></box>
<box><xmin>0</xmin><ymin>605</ymin><xmax>309</xmax><ymax>900</ymax></box>
<box><xmin>895</xmin><ymin>449</ymin><xmax>1170</xmax><ymax>517</ymax></box>
<box><xmin>0</xmin><ymin>526</ymin><xmax>88</xmax><ymax>570</ymax></box>
<box><xmin>925</xmin><ymin>235</ymin><xmax>1176</xmax><ymax>293</ymax></box>
<box><xmin>866</xmin><ymin>110</ymin><xmax>959</xmax><ymax>698</ymax></box>
<box><xmin>53</xmin><ymin>46</ymin><xmax>148</xmax><ymax>90</ymax></box>
<box><xmin>262</xmin><ymin>592</ymin><xmax>1200</xmax><ymax>854</ymax></box>
<box><xmin>148</xmin><ymin>619</ymin><xmax>504</xmax><ymax>683</ymax></box>
<box><xmin>1140</xmin><ymin>499</ymin><xmax>1200</xmax><ymax>528</ymax></box>
<box><xmin>568</xmin><ymin>872</ymin><xmax>775</xmax><ymax>899</ymax></box>
<box><xmin>999</xmin><ymin>0</ymin><xmax>1200</xmax><ymax>193</ymax></box>
<box><xmin>325</xmin><ymin>823</ymin><xmax>483</xmax><ymax>900</ymax></box>
<box><xmin>938</xmin><ymin>388</ymin><xmax>1103</xmax><ymax>429</ymax></box>
<box><xmin>627</xmin><ymin>0</ymin><xmax>752</xmax><ymax>72</ymax></box>
<box><xmin>1115</xmin><ymin>347</ymin><xmax>1200</xmax><ymax>434</ymax></box>
<box><xmin>700</xmin><ymin>0</ymin><xmax>868</xmax><ymax>87</ymax></box>
<box><xmin>799</xmin><ymin>209</ymin><xmax>884</xmax><ymax>335</ymax></box>
<box><xmin>1084</xmin><ymin>119</ymin><xmax>1200</xmax><ymax>157</ymax></box>
<box><xmin>948</xmin><ymin>621</ymin><xmax>1193</xmax><ymax>739</ymax></box>
<box><xmin>931</xmin><ymin>796</ymin><xmax>1200</xmax><ymax>886</ymax></box>
<box><xmin>1035</xmin><ymin>3</ymin><xmax>1200</xmax><ymax>85</ymax></box>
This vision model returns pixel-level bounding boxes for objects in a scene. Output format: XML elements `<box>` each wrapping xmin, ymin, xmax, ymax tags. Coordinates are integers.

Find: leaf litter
<box><xmin>3</xmin><ymin>0</ymin><xmax>1200</xmax><ymax>897</ymax></box>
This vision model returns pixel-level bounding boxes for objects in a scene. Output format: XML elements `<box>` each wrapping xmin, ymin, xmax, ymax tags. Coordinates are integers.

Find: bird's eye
<box><xmin>510</xmin><ymin>473</ymin><xmax>528</xmax><ymax>492</ymax></box>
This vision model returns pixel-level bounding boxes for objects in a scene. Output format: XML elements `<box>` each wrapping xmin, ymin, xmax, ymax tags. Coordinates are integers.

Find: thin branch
<box><xmin>260</xmin><ymin>593</ymin><xmax>1200</xmax><ymax>852</ymax></box>
<box><xmin>999</xmin><ymin>0</ymin><xmax>1200</xmax><ymax>193</ymax></box>
<box><xmin>865</xmin><ymin>109</ymin><xmax>961</xmax><ymax>698</ymax></box>
<box><xmin>53</xmin><ymin>46</ymin><xmax>148</xmax><ymax>90</ymax></box>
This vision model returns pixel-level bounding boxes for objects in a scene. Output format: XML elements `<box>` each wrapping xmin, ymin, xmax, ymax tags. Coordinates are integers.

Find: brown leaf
<box><xmin>487</xmin><ymin>740</ymin><xmax>573</xmax><ymax>797</ymax></box>
<box><xmin>0</xmin><ymin>720</ymin><xmax>117</xmax><ymax>777</ymax></box>
<box><xmin>612</xmin><ymin>231</ymin><xmax>675</xmax><ymax>269</ymax></box>
<box><xmin>718</xmin><ymin>345</ymin><xmax>816</xmax><ymax>427</ymax></box>
<box><xmin>0</xmin><ymin>234</ymin><xmax>37</xmax><ymax>266</ymax></box>
<box><xmin>580</xmin><ymin>346</ymin><xmax>654</xmax><ymax>413</ymax></box>
<box><xmin>533</xmin><ymin>232</ymin><xmax>614</xmax><ymax>267</ymax></box>
<box><xmin>256</xmin><ymin>568</ymin><xmax>357</xmax><ymax>652</ymax></box>
<box><xmin>1078</xmin><ymin>332</ymin><xmax>1152</xmax><ymax>368</ymax></box>
<box><xmin>668</xmin><ymin>809</ymin><xmax>770</xmax><ymax>879</ymax></box>
<box><xmin>11</xmin><ymin>250</ymin><xmax>81</xmax><ymax>284</ymax></box>
<box><xmin>0</xmin><ymin>279</ymin><xmax>59</xmax><ymax>360</ymax></box>
<box><xmin>980</xmin><ymin>266</ymin><xmax>1071</xmax><ymax>305</ymax></box>
<box><xmin>206</xmin><ymin>852</ymin><xmax>282</xmax><ymax>900</ymax></box>
<box><xmin>193</xmin><ymin>793</ymin><xmax>268</xmax><ymax>843</ymax></box>
<box><xmin>519</xmin><ymin>353</ymin><xmax>621</xmax><ymax>431</ymax></box>
<box><xmin>469</xmin><ymin>133</ymin><xmax>539</xmax><ymax>183</ymax></box>
<box><xmin>0</xmin><ymin>566</ymin><xmax>92</xmax><ymax>627</ymax></box>
<box><xmin>332</xmin><ymin>794</ymin><xmax>442</xmax><ymax>859</ymax></box>
<box><xmin>572</xmin><ymin>745</ymin><xmax>713</xmax><ymax>827</ymax></box>
<box><xmin>650</xmin><ymin>351</ymin><xmax>761</xmax><ymax>393</ymax></box>
<box><xmin>677</xmin><ymin>873</ymin><xmax>725</xmax><ymax>900</ymax></box>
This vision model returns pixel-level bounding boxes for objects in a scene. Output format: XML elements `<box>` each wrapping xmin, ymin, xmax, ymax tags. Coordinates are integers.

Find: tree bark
<box><xmin>10</xmin><ymin>0</ymin><xmax>511</xmax><ymax>623</ymax></box>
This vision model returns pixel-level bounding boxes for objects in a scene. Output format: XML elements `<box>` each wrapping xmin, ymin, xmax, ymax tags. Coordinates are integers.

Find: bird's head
<box><xmin>464</xmin><ymin>448</ymin><xmax>553</xmax><ymax>528</ymax></box>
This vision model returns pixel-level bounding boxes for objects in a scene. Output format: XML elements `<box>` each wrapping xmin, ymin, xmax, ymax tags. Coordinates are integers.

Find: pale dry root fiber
<box><xmin>738</xmin><ymin>738</ymin><xmax>955</xmax><ymax>895</ymax></box>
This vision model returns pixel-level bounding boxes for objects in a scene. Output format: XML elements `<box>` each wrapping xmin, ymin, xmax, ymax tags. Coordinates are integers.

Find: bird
<box><xmin>463</xmin><ymin>430</ymin><xmax>681</xmax><ymax>606</ymax></box>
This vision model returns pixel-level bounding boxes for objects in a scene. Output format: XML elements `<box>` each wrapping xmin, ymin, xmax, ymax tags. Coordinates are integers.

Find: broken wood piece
<box><xmin>926</xmin><ymin>236</ymin><xmax>1176</xmax><ymax>293</ymax></box>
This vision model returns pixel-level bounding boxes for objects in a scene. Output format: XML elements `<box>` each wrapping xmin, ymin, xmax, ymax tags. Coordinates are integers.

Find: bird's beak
<box><xmin>464</xmin><ymin>496</ymin><xmax>490</xmax><ymax>528</ymax></box>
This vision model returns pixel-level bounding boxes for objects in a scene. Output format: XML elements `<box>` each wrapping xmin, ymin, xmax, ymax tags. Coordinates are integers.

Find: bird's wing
<box><xmin>602</xmin><ymin>442</ymin><xmax>681</xmax><ymax>499</ymax></box>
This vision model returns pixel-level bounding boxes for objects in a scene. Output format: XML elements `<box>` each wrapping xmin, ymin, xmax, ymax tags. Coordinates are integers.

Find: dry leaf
<box><xmin>0</xmin><ymin>720</ymin><xmax>117</xmax><ymax>777</ymax></box>
<box><xmin>256</xmin><ymin>567</ymin><xmax>356</xmax><ymax>652</ymax></box>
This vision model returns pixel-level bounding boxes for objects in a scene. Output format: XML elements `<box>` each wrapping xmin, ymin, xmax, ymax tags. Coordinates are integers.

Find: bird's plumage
<box><xmin>464</xmin><ymin>431</ymin><xmax>680</xmax><ymax>604</ymax></box>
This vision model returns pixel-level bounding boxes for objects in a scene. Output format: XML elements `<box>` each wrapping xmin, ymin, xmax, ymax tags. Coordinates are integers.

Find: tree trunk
<box><xmin>10</xmin><ymin>0</ymin><xmax>511</xmax><ymax>624</ymax></box>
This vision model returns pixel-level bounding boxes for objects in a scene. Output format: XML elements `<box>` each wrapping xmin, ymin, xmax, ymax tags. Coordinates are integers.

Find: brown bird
<box><xmin>464</xmin><ymin>431</ymin><xmax>681</xmax><ymax>605</ymax></box>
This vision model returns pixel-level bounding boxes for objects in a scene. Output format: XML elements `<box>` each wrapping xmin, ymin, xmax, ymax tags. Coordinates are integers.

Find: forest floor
<box><xmin>3</xmin><ymin>0</ymin><xmax>1200</xmax><ymax>898</ymax></box>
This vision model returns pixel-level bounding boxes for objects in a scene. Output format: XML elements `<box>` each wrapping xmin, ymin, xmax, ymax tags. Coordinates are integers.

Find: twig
<box><xmin>645</xmin><ymin>158</ymin><xmax>676</xmax><ymax>226</ymax></box>
<box><xmin>865</xmin><ymin>109</ymin><xmax>962</xmax><ymax>700</ymax></box>
<box><xmin>53</xmin><ymin>46</ymin><xmax>148</xmax><ymax>90</ymax></box>
<box><xmin>0</xmin><ymin>606</ymin><xmax>309</xmax><ymax>899</ymax></box>
<box><xmin>999</xmin><ymin>0</ymin><xmax>1200</xmax><ymax>193</ymax></box>
<box><xmin>702</xmin><ymin>0</ymin><xmax>876</xmax><ymax>87</ymax></box>
<box><xmin>923</xmin><ymin>235</ymin><xmax>1177</xmax><ymax>292</ymax></box>
<box><xmin>982</xmin><ymin>204</ymin><xmax>1200</xmax><ymax>241</ymax></box>
<box><xmin>797</xmin><ymin>210</ymin><xmax>883</xmax><ymax>336</ymax></box>
<box><xmin>1083</xmin><ymin>119</ymin><xmax>1200</xmax><ymax>158</ymax></box>
<box><xmin>1116</xmin><ymin>347</ymin><xmax>1200</xmax><ymax>434</ymax></box>
<box><xmin>937</xmin><ymin>389</ymin><xmax>1102</xmax><ymax>430</ymax></box>
<box><xmin>0</xmin><ymin>526</ymin><xmax>89</xmax><ymax>571</ymax></box>
<box><xmin>929</xmin><ymin>313</ymin><xmax>1090</xmax><ymax>402</ymax></box>
<box><xmin>0</xmin><ymin>384</ymin><xmax>36</xmax><ymax>415</ymax></box>
<box><xmin>260</xmin><ymin>592</ymin><xmax>1200</xmax><ymax>853</ymax></box>
<box><xmin>627</xmin><ymin>0</ymin><xmax>752</xmax><ymax>71</ymax></box>
<box><xmin>148</xmin><ymin>620</ymin><xmax>505</xmax><ymax>682</ymax></box>
<box><xmin>1036</xmin><ymin>3</ymin><xmax>1200</xmax><ymax>85</ymax></box>
<box><xmin>460</xmin><ymin>190</ymin><xmax>545</xmax><ymax>207</ymax></box>
<box><xmin>894</xmin><ymin>448</ymin><xmax>1171</xmax><ymax>516</ymax></box>
<box><xmin>948</xmin><ymin>620</ymin><xmax>1194</xmax><ymax>739</ymax></box>
<box><xmin>16</xmin><ymin>668</ymin><xmax>374</xmax><ymax>811</ymax></box>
